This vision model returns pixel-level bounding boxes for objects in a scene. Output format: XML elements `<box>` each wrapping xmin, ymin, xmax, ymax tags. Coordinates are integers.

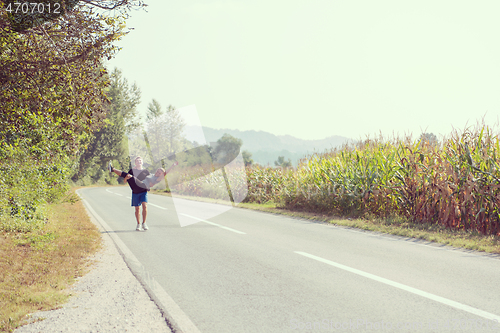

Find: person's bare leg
<box><xmin>135</xmin><ymin>206</ymin><xmax>141</xmax><ymax>230</ymax></box>
<box><xmin>141</xmin><ymin>202</ymin><xmax>148</xmax><ymax>230</ymax></box>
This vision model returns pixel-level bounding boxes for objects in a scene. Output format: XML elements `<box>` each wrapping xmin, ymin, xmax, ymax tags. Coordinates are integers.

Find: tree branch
<box><xmin>79</xmin><ymin>0</ymin><xmax>133</xmax><ymax>10</ymax></box>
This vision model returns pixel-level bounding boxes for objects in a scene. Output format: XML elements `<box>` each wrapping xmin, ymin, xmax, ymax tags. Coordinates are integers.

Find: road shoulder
<box><xmin>14</xmin><ymin>201</ymin><xmax>172</xmax><ymax>333</ymax></box>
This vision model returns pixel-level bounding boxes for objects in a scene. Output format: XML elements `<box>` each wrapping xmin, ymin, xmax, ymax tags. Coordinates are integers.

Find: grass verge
<box><xmin>152</xmin><ymin>190</ymin><xmax>500</xmax><ymax>254</ymax></box>
<box><xmin>0</xmin><ymin>194</ymin><xmax>101</xmax><ymax>332</ymax></box>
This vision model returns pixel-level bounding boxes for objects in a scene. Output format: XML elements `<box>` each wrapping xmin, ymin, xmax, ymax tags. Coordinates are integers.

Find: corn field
<box><xmin>245</xmin><ymin>125</ymin><xmax>500</xmax><ymax>236</ymax></box>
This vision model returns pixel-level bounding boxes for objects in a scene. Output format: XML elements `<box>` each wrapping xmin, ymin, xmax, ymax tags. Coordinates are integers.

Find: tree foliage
<box><xmin>145</xmin><ymin>100</ymin><xmax>187</xmax><ymax>163</ymax></box>
<box><xmin>72</xmin><ymin>68</ymin><xmax>141</xmax><ymax>183</ymax></box>
<box><xmin>212</xmin><ymin>133</ymin><xmax>242</xmax><ymax>166</ymax></box>
<box><xmin>4</xmin><ymin>0</ymin><xmax>79</xmax><ymax>32</ymax></box>
<box><xmin>108</xmin><ymin>67</ymin><xmax>141</xmax><ymax>135</ymax></box>
<box><xmin>419</xmin><ymin>132</ymin><xmax>438</xmax><ymax>146</ymax></box>
<box><xmin>0</xmin><ymin>0</ymin><xmax>145</xmax><ymax>228</ymax></box>
<box><xmin>274</xmin><ymin>155</ymin><xmax>292</xmax><ymax>168</ymax></box>
<box><xmin>0</xmin><ymin>1</ymin><xmax>142</xmax><ymax>160</ymax></box>
<box><xmin>146</xmin><ymin>99</ymin><xmax>162</xmax><ymax>121</ymax></box>
<box><xmin>242</xmin><ymin>150</ymin><xmax>253</xmax><ymax>167</ymax></box>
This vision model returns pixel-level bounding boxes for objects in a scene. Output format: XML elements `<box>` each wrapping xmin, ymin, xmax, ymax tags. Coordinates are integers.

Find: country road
<box><xmin>78</xmin><ymin>186</ymin><xmax>500</xmax><ymax>333</ymax></box>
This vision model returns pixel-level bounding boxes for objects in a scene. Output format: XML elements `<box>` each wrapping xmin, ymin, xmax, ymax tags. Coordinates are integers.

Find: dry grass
<box><xmin>0</xmin><ymin>194</ymin><xmax>101</xmax><ymax>332</ymax></box>
<box><xmin>246</xmin><ymin>203</ymin><xmax>500</xmax><ymax>254</ymax></box>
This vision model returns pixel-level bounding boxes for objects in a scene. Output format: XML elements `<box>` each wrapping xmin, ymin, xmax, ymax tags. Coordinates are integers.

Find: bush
<box><xmin>0</xmin><ymin>156</ymin><xmax>71</xmax><ymax>232</ymax></box>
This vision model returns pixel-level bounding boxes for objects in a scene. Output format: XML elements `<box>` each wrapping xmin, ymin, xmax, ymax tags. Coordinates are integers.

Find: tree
<box><xmin>2</xmin><ymin>0</ymin><xmax>146</xmax><ymax>32</ymax></box>
<box><xmin>72</xmin><ymin>68</ymin><xmax>141</xmax><ymax>182</ymax></box>
<box><xmin>145</xmin><ymin>99</ymin><xmax>168</xmax><ymax>164</ymax></box>
<box><xmin>242</xmin><ymin>150</ymin><xmax>253</xmax><ymax>167</ymax></box>
<box><xmin>211</xmin><ymin>134</ymin><xmax>243</xmax><ymax>206</ymax></box>
<box><xmin>146</xmin><ymin>99</ymin><xmax>163</xmax><ymax>121</ymax></box>
<box><xmin>274</xmin><ymin>156</ymin><xmax>292</xmax><ymax>168</ymax></box>
<box><xmin>212</xmin><ymin>133</ymin><xmax>242</xmax><ymax>166</ymax></box>
<box><xmin>108</xmin><ymin>68</ymin><xmax>141</xmax><ymax>135</ymax></box>
<box><xmin>144</xmin><ymin>100</ymin><xmax>187</xmax><ymax>166</ymax></box>
<box><xmin>0</xmin><ymin>1</ymin><xmax>145</xmax><ymax>160</ymax></box>
<box><xmin>419</xmin><ymin>133</ymin><xmax>438</xmax><ymax>146</ymax></box>
<box><xmin>164</xmin><ymin>105</ymin><xmax>186</xmax><ymax>157</ymax></box>
<box><xmin>0</xmin><ymin>0</ymin><xmax>146</xmax><ymax>219</ymax></box>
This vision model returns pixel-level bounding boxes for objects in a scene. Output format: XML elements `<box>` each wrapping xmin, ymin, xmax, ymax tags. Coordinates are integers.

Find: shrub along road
<box><xmin>78</xmin><ymin>186</ymin><xmax>500</xmax><ymax>333</ymax></box>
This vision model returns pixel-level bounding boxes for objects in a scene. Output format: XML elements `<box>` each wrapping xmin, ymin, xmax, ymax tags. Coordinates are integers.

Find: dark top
<box><xmin>122</xmin><ymin>168</ymin><xmax>150</xmax><ymax>194</ymax></box>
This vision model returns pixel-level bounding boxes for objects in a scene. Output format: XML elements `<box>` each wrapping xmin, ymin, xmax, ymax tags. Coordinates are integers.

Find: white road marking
<box><xmin>116</xmin><ymin>195</ymin><xmax>166</xmax><ymax>210</ymax></box>
<box><xmin>295</xmin><ymin>251</ymin><xmax>500</xmax><ymax>322</ymax></box>
<box><xmin>105</xmin><ymin>188</ymin><xmax>123</xmax><ymax>196</ymax></box>
<box><xmin>119</xmin><ymin>195</ymin><xmax>167</xmax><ymax>209</ymax></box>
<box><xmin>148</xmin><ymin>202</ymin><xmax>167</xmax><ymax>210</ymax></box>
<box><xmin>180</xmin><ymin>213</ymin><xmax>246</xmax><ymax>234</ymax></box>
<box><xmin>77</xmin><ymin>191</ymin><xmax>201</xmax><ymax>333</ymax></box>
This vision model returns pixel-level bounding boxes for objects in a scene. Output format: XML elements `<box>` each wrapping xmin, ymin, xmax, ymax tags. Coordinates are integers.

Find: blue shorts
<box><xmin>131</xmin><ymin>192</ymin><xmax>148</xmax><ymax>206</ymax></box>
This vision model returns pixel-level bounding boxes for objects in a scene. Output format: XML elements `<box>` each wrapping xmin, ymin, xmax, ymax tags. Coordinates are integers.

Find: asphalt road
<box><xmin>78</xmin><ymin>186</ymin><xmax>500</xmax><ymax>333</ymax></box>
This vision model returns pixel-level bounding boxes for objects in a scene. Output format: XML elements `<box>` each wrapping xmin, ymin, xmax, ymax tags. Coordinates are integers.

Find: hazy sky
<box><xmin>107</xmin><ymin>0</ymin><xmax>500</xmax><ymax>141</ymax></box>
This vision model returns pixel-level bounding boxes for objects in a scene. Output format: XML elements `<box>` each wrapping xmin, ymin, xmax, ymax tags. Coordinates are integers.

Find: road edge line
<box><xmin>77</xmin><ymin>189</ymin><xmax>201</xmax><ymax>333</ymax></box>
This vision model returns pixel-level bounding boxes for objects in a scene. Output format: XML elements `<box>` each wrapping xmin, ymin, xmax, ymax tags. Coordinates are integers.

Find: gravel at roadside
<box><xmin>14</xmin><ymin>224</ymin><xmax>172</xmax><ymax>333</ymax></box>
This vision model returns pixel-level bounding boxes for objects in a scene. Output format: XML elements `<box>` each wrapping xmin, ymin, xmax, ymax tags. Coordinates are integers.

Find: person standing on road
<box><xmin>128</xmin><ymin>156</ymin><xmax>150</xmax><ymax>231</ymax></box>
<box><xmin>108</xmin><ymin>156</ymin><xmax>178</xmax><ymax>231</ymax></box>
<box><xmin>109</xmin><ymin>156</ymin><xmax>151</xmax><ymax>231</ymax></box>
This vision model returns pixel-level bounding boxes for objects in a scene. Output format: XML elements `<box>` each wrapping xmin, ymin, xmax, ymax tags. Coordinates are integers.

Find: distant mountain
<box><xmin>183</xmin><ymin>126</ymin><xmax>352</xmax><ymax>166</ymax></box>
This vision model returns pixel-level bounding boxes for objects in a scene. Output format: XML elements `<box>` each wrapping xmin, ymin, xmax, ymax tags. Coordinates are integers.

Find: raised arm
<box><xmin>163</xmin><ymin>161</ymin><xmax>179</xmax><ymax>176</ymax></box>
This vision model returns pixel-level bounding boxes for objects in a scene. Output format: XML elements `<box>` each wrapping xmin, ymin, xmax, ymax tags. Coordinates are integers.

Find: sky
<box><xmin>107</xmin><ymin>0</ymin><xmax>500</xmax><ymax>141</ymax></box>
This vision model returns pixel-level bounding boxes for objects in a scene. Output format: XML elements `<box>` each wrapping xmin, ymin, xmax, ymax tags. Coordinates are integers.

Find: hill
<box><xmin>183</xmin><ymin>126</ymin><xmax>352</xmax><ymax>166</ymax></box>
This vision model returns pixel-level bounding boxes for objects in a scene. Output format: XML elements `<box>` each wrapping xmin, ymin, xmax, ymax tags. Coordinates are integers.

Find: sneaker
<box><xmin>142</xmin><ymin>223</ymin><xmax>149</xmax><ymax>231</ymax></box>
<box><xmin>107</xmin><ymin>161</ymin><xmax>113</xmax><ymax>173</ymax></box>
<box><xmin>136</xmin><ymin>224</ymin><xmax>142</xmax><ymax>231</ymax></box>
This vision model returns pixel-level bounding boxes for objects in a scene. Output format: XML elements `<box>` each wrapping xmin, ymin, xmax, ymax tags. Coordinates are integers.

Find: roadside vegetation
<box><xmin>0</xmin><ymin>1</ymin><xmax>143</xmax><ymax>331</ymax></box>
<box><xmin>160</xmin><ymin>124</ymin><xmax>500</xmax><ymax>253</ymax></box>
<box><xmin>242</xmin><ymin>124</ymin><xmax>500</xmax><ymax>252</ymax></box>
<box><xmin>0</xmin><ymin>194</ymin><xmax>101</xmax><ymax>332</ymax></box>
<box><xmin>2</xmin><ymin>0</ymin><xmax>500</xmax><ymax>330</ymax></box>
